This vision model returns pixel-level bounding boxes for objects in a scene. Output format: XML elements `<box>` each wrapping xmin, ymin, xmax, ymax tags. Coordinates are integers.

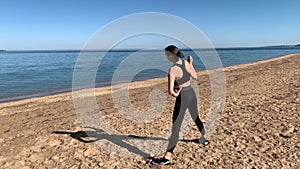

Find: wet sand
<box><xmin>0</xmin><ymin>53</ymin><xmax>299</xmax><ymax>168</ymax></box>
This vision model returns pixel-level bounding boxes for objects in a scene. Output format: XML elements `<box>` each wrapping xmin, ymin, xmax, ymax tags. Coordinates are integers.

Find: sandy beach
<box><xmin>0</xmin><ymin>53</ymin><xmax>299</xmax><ymax>168</ymax></box>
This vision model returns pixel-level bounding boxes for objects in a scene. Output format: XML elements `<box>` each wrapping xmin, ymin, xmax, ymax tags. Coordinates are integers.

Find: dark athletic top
<box><xmin>174</xmin><ymin>61</ymin><xmax>191</xmax><ymax>86</ymax></box>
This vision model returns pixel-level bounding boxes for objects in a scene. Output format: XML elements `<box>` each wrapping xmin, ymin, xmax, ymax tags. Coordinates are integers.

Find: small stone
<box><xmin>47</xmin><ymin>140</ymin><xmax>61</xmax><ymax>147</ymax></box>
<box><xmin>28</xmin><ymin>154</ymin><xmax>39</xmax><ymax>163</ymax></box>
<box><xmin>15</xmin><ymin>160</ymin><xmax>26</xmax><ymax>166</ymax></box>
<box><xmin>253</xmin><ymin>136</ymin><xmax>262</xmax><ymax>142</ymax></box>
<box><xmin>98</xmin><ymin>162</ymin><xmax>104</xmax><ymax>167</ymax></box>
<box><xmin>287</xmin><ymin>125</ymin><xmax>295</xmax><ymax>133</ymax></box>
<box><xmin>51</xmin><ymin>155</ymin><xmax>60</xmax><ymax>161</ymax></box>
<box><xmin>30</xmin><ymin>146</ymin><xmax>41</xmax><ymax>153</ymax></box>
<box><xmin>84</xmin><ymin>147</ymin><xmax>99</xmax><ymax>156</ymax></box>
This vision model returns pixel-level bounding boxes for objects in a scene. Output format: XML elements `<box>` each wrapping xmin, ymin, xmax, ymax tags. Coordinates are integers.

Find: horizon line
<box><xmin>2</xmin><ymin>45</ymin><xmax>300</xmax><ymax>52</ymax></box>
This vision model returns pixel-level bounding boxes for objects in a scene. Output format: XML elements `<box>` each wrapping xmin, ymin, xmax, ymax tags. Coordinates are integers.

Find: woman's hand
<box><xmin>187</xmin><ymin>55</ymin><xmax>193</xmax><ymax>64</ymax></box>
<box><xmin>172</xmin><ymin>88</ymin><xmax>182</xmax><ymax>97</ymax></box>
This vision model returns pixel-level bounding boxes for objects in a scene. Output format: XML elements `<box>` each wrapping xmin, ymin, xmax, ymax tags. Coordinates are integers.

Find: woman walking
<box><xmin>150</xmin><ymin>45</ymin><xmax>209</xmax><ymax>165</ymax></box>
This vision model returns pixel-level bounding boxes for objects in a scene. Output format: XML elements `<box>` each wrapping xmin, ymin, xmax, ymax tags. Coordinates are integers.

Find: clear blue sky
<box><xmin>1</xmin><ymin>0</ymin><xmax>299</xmax><ymax>50</ymax></box>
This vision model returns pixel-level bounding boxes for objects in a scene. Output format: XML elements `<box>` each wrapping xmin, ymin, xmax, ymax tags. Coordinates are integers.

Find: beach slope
<box><xmin>0</xmin><ymin>54</ymin><xmax>299</xmax><ymax>168</ymax></box>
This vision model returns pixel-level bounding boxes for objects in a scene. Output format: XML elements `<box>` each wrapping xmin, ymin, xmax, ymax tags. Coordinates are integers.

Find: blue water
<box><xmin>0</xmin><ymin>47</ymin><xmax>300</xmax><ymax>102</ymax></box>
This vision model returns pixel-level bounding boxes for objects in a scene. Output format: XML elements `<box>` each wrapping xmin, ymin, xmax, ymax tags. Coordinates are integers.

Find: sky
<box><xmin>0</xmin><ymin>0</ymin><xmax>299</xmax><ymax>50</ymax></box>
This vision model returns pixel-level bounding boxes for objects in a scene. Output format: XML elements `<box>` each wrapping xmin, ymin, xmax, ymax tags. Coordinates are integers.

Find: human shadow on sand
<box><xmin>180</xmin><ymin>138</ymin><xmax>200</xmax><ymax>143</ymax></box>
<box><xmin>52</xmin><ymin>126</ymin><xmax>168</xmax><ymax>158</ymax></box>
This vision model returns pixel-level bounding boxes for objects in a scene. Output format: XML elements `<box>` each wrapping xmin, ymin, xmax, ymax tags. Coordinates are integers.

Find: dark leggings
<box><xmin>167</xmin><ymin>86</ymin><xmax>205</xmax><ymax>153</ymax></box>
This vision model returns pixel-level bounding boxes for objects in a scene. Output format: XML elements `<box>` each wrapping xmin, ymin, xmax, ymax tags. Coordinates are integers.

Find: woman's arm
<box><xmin>168</xmin><ymin>68</ymin><xmax>181</xmax><ymax>97</ymax></box>
<box><xmin>186</xmin><ymin>58</ymin><xmax>198</xmax><ymax>80</ymax></box>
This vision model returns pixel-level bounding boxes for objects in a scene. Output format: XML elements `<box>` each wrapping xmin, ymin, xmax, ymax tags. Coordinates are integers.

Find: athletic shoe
<box><xmin>198</xmin><ymin>137</ymin><xmax>209</xmax><ymax>146</ymax></box>
<box><xmin>150</xmin><ymin>157</ymin><xmax>170</xmax><ymax>165</ymax></box>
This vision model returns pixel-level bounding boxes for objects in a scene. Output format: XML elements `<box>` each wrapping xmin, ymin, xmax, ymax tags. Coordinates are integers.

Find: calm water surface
<box><xmin>0</xmin><ymin>47</ymin><xmax>299</xmax><ymax>102</ymax></box>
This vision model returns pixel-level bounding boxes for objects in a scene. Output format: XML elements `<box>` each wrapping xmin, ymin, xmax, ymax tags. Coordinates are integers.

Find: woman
<box><xmin>150</xmin><ymin>45</ymin><xmax>209</xmax><ymax>165</ymax></box>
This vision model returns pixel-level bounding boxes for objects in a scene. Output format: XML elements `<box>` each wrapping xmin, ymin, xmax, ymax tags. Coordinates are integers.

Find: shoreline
<box><xmin>0</xmin><ymin>53</ymin><xmax>299</xmax><ymax>109</ymax></box>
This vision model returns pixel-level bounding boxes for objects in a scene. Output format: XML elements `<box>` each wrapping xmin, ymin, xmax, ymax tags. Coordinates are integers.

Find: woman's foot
<box><xmin>150</xmin><ymin>157</ymin><xmax>170</xmax><ymax>165</ymax></box>
<box><xmin>198</xmin><ymin>137</ymin><xmax>209</xmax><ymax>146</ymax></box>
<box><xmin>150</xmin><ymin>152</ymin><xmax>172</xmax><ymax>165</ymax></box>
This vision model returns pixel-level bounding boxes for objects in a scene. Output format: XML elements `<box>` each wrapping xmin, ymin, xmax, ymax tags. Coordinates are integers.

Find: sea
<box><xmin>1</xmin><ymin>47</ymin><xmax>300</xmax><ymax>103</ymax></box>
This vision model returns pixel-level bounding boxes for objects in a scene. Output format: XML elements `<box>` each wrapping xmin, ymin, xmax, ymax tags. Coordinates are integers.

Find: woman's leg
<box><xmin>166</xmin><ymin>94</ymin><xmax>187</xmax><ymax>154</ymax></box>
<box><xmin>187</xmin><ymin>89</ymin><xmax>205</xmax><ymax>136</ymax></box>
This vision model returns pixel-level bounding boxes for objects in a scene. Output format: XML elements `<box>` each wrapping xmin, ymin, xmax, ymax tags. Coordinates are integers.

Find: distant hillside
<box><xmin>263</xmin><ymin>44</ymin><xmax>300</xmax><ymax>48</ymax></box>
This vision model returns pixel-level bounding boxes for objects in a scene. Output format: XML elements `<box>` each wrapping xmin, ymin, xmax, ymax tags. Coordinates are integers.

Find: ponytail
<box><xmin>176</xmin><ymin>51</ymin><xmax>184</xmax><ymax>58</ymax></box>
